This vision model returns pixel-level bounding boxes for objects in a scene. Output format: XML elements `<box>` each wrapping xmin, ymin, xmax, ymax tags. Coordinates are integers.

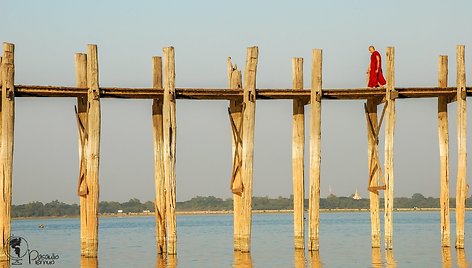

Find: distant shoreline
<box><xmin>12</xmin><ymin>207</ymin><xmax>472</xmax><ymax>220</ymax></box>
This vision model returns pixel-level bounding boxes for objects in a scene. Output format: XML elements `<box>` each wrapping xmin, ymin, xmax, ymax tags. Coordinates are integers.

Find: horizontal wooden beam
<box><xmin>13</xmin><ymin>85</ymin><xmax>470</xmax><ymax>100</ymax></box>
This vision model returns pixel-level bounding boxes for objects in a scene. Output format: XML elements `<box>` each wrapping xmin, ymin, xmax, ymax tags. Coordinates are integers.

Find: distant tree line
<box><xmin>11</xmin><ymin>193</ymin><xmax>472</xmax><ymax>218</ymax></box>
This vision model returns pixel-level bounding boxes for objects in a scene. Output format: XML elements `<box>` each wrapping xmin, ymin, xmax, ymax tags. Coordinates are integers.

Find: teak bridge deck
<box><xmin>0</xmin><ymin>43</ymin><xmax>469</xmax><ymax>260</ymax></box>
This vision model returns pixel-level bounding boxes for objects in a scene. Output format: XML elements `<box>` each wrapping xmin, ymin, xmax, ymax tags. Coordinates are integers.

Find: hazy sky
<box><xmin>2</xmin><ymin>1</ymin><xmax>472</xmax><ymax>204</ymax></box>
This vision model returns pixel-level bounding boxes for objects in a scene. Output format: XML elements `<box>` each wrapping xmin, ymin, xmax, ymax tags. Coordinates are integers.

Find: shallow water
<box><xmin>5</xmin><ymin>211</ymin><xmax>472</xmax><ymax>267</ymax></box>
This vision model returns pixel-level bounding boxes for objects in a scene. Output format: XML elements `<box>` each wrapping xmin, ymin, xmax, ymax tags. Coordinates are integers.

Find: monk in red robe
<box><xmin>367</xmin><ymin>46</ymin><xmax>386</xmax><ymax>88</ymax></box>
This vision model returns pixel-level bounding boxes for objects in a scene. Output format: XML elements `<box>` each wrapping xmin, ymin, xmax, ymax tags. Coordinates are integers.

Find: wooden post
<box><xmin>240</xmin><ymin>46</ymin><xmax>258</xmax><ymax>253</ymax></box>
<box><xmin>234</xmin><ymin>252</ymin><xmax>253</xmax><ymax>268</ymax></box>
<box><xmin>227</xmin><ymin>57</ymin><xmax>243</xmax><ymax>251</ymax></box>
<box><xmin>83</xmin><ymin>44</ymin><xmax>100</xmax><ymax>258</ymax></box>
<box><xmin>163</xmin><ymin>47</ymin><xmax>177</xmax><ymax>255</ymax></box>
<box><xmin>75</xmin><ymin>53</ymin><xmax>89</xmax><ymax>256</ymax></box>
<box><xmin>80</xmin><ymin>257</ymin><xmax>98</xmax><ymax>268</ymax></box>
<box><xmin>371</xmin><ymin>248</ymin><xmax>382</xmax><ymax>268</ymax></box>
<box><xmin>456</xmin><ymin>249</ymin><xmax>467</xmax><ymax>268</ymax></box>
<box><xmin>294</xmin><ymin>249</ymin><xmax>305</xmax><ymax>268</ymax></box>
<box><xmin>455</xmin><ymin>45</ymin><xmax>467</xmax><ymax>249</ymax></box>
<box><xmin>366</xmin><ymin>98</ymin><xmax>381</xmax><ymax>248</ymax></box>
<box><xmin>384</xmin><ymin>47</ymin><xmax>396</xmax><ymax>250</ymax></box>
<box><xmin>152</xmin><ymin>56</ymin><xmax>166</xmax><ymax>254</ymax></box>
<box><xmin>437</xmin><ymin>55</ymin><xmax>450</xmax><ymax>248</ymax></box>
<box><xmin>0</xmin><ymin>42</ymin><xmax>14</xmax><ymax>262</ymax></box>
<box><xmin>292</xmin><ymin>57</ymin><xmax>305</xmax><ymax>250</ymax></box>
<box><xmin>308</xmin><ymin>49</ymin><xmax>322</xmax><ymax>251</ymax></box>
<box><xmin>441</xmin><ymin>247</ymin><xmax>452</xmax><ymax>268</ymax></box>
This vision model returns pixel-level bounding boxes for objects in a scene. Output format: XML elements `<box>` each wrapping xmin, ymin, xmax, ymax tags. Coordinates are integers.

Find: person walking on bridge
<box><xmin>367</xmin><ymin>46</ymin><xmax>386</xmax><ymax>88</ymax></box>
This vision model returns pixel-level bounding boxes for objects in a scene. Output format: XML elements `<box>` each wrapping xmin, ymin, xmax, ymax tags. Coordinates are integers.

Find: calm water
<box><xmin>5</xmin><ymin>211</ymin><xmax>472</xmax><ymax>267</ymax></box>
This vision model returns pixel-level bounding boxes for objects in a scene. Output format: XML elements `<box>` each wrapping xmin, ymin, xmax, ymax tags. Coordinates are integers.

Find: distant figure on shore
<box><xmin>367</xmin><ymin>46</ymin><xmax>386</xmax><ymax>88</ymax></box>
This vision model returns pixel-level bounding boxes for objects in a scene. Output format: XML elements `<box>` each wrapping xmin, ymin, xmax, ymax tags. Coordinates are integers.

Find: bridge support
<box><xmin>365</xmin><ymin>97</ymin><xmax>383</xmax><ymax>248</ymax></box>
<box><xmin>163</xmin><ymin>47</ymin><xmax>177</xmax><ymax>255</ymax></box>
<box><xmin>0</xmin><ymin>42</ymin><xmax>15</xmax><ymax>261</ymax></box>
<box><xmin>437</xmin><ymin>55</ymin><xmax>451</xmax><ymax>248</ymax></box>
<box><xmin>455</xmin><ymin>45</ymin><xmax>467</xmax><ymax>249</ymax></box>
<box><xmin>239</xmin><ymin>46</ymin><xmax>258</xmax><ymax>253</ymax></box>
<box><xmin>292</xmin><ymin>57</ymin><xmax>305</xmax><ymax>250</ymax></box>
<box><xmin>384</xmin><ymin>47</ymin><xmax>396</xmax><ymax>250</ymax></box>
<box><xmin>152</xmin><ymin>56</ymin><xmax>167</xmax><ymax>254</ymax></box>
<box><xmin>309</xmin><ymin>49</ymin><xmax>322</xmax><ymax>251</ymax></box>
<box><xmin>227</xmin><ymin>57</ymin><xmax>244</xmax><ymax>251</ymax></box>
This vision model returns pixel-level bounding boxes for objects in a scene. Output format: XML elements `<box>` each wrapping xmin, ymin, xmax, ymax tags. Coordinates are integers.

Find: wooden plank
<box><xmin>292</xmin><ymin>57</ymin><xmax>305</xmax><ymax>250</ymax></box>
<box><xmin>308</xmin><ymin>49</ymin><xmax>322</xmax><ymax>251</ymax></box>
<box><xmin>240</xmin><ymin>46</ymin><xmax>258</xmax><ymax>253</ymax></box>
<box><xmin>0</xmin><ymin>43</ymin><xmax>14</xmax><ymax>262</ymax></box>
<box><xmin>366</xmin><ymin>98</ymin><xmax>381</xmax><ymax>248</ymax></box>
<box><xmin>83</xmin><ymin>44</ymin><xmax>100</xmax><ymax>258</ymax></box>
<box><xmin>163</xmin><ymin>47</ymin><xmax>177</xmax><ymax>255</ymax></box>
<box><xmin>455</xmin><ymin>45</ymin><xmax>467</xmax><ymax>249</ymax></box>
<box><xmin>437</xmin><ymin>55</ymin><xmax>450</xmax><ymax>248</ymax></box>
<box><xmin>384</xmin><ymin>47</ymin><xmax>396</xmax><ymax>250</ymax></box>
<box><xmin>227</xmin><ymin>57</ymin><xmax>244</xmax><ymax>251</ymax></box>
<box><xmin>12</xmin><ymin>85</ymin><xmax>468</xmax><ymax>100</ymax></box>
<box><xmin>152</xmin><ymin>56</ymin><xmax>166</xmax><ymax>254</ymax></box>
<box><xmin>75</xmin><ymin>53</ymin><xmax>89</xmax><ymax>256</ymax></box>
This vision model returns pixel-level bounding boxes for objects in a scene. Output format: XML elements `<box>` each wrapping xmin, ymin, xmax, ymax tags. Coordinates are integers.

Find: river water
<box><xmin>5</xmin><ymin>211</ymin><xmax>472</xmax><ymax>267</ymax></box>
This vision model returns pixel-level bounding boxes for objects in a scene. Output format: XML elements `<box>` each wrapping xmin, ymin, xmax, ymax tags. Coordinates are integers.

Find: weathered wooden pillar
<box><xmin>234</xmin><ymin>252</ymin><xmax>253</xmax><ymax>268</ymax></box>
<box><xmin>294</xmin><ymin>249</ymin><xmax>305</xmax><ymax>268</ymax></box>
<box><xmin>163</xmin><ymin>47</ymin><xmax>177</xmax><ymax>255</ymax></box>
<box><xmin>437</xmin><ymin>55</ymin><xmax>450</xmax><ymax>248</ymax></box>
<box><xmin>384</xmin><ymin>47</ymin><xmax>396</xmax><ymax>250</ymax></box>
<box><xmin>227</xmin><ymin>57</ymin><xmax>243</xmax><ymax>251</ymax></box>
<box><xmin>371</xmin><ymin>248</ymin><xmax>382</xmax><ymax>268</ymax></box>
<box><xmin>365</xmin><ymin>98</ymin><xmax>381</xmax><ymax>248</ymax></box>
<box><xmin>75</xmin><ymin>53</ymin><xmax>89</xmax><ymax>256</ymax></box>
<box><xmin>292</xmin><ymin>57</ymin><xmax>305</xmax><ymax>250</ymax></box>
<box><xmin>80</xmin><ymin>256</ymin><xmax>98</xmax><ymax>268</ymax></box>
<box><xmin>0</xmin><ymin>42</ymin><xmax>14</xmax><ymax>262</ymax></box>
<box><xmin>308</xmin><ymin>49</ymin><xmax>322</xmax><ymax>251</ymax></box>
<box><xmin>456</xmin><ymin>249</ymin><xmax>467</xmax><ymax>268</ymax></box>
<box><xmin>152</xmin><ymin>56</ymin><xmax>166</xmax><ymax>254</ymax></box>
<box><xmin>83</xmin><ymin>44</ymin><xmax>100</xmax><ymax>258</ymax></box>
<box><xmin>441</xmin><ymin>247</ymin><xmax>452</xmax><ymax>268</ymax></box>
<box><xmin>455</xmin><ymin>45</ymin><xmax>467</xmax><ymax>249</ymax></box>
<box><xmin>240</xmin><ymin>46</ymin><xmax>258</xmax><ymax>253</ymax></box>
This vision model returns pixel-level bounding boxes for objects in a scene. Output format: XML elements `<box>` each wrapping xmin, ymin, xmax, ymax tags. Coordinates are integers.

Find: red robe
<box><xmin>368</xmin><ymin>51</ymin><xmax>386</xmax><ymax>87</ymax></box>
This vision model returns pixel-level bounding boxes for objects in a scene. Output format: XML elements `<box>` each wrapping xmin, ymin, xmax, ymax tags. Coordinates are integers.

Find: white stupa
<box><xmin>352</xmin><ymin>189</ymin><xmax>362</xmax><ymax>200</ymax></box>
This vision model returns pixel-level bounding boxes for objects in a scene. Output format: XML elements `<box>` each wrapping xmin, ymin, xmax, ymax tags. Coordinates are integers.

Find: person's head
<box><xmin>368</xmin><ymin>46</ymin><xmax>375</xmax><ymax>53</ymax></box>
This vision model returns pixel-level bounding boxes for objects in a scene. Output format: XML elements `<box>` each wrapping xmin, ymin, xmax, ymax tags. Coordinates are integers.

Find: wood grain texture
<box><xmin>163</xmin><ymin>47</ymin><xmax>177</xmax><ymax>255</ymax></box>
<box><xmin>384</xmin><ymin>47</ymin><xmax>396</xmax><ymax>250</ymax></box>
<box><xmin>0</xmin><ymin>43</ymin><xmax>14</xmax><ymax>262</ymax></box>
<box><xmin>228</xmin><ymin>57</ymin><xmax>244</xmax><ymax>251</ymax></box>
<box><xmin>309</xmin><ymin>49</ymin><xmax>322</xmax><ymax>251</ymax></box>
<box><xmin>455</xmin><ymin>45</ymin><xmax>467</xmax><ymax>249</ymax></box>
<box><xmin>152</xmin><ymin>56</ymin><xmax>166</xmax><ymax>254</ymax></box>
<box><xmin>83</xmin><ymin>44</ymin><xmax>100</xmax><ymax>257</ymax></box>
<box><xmin>75</xmin><ymin>53</ymin><xmax>89</xmax><ymax>256</ymax></box>
<box><xmin>365</xmin><ymin>98</ymin><xmax>381</xmax><ymax>248</ymax></box>
<box><xmin>437</xmin><ymin>55</ymin><xmax>450</xmax><ymax>248</ymax></box>
<box><xmin>292</xmin><ymin>57</ymin><xmax>305</xmax><ymax>250</ymax></box>
<box><xmin>240</xmin><ymin>47</ymin><xmax>258</xmax><ymax>253</ymax></box>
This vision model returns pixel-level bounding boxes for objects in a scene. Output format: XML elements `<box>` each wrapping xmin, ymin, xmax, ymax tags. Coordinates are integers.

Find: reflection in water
<box><xmin>371</xmin><ymin>248</ymin><xmax>382</xmax><ymax>268</ymax></box>
<box><xmin>233</xmin><ymin>251</ymin><xmax>252</xmax><ymax>268</ymax></box>
<box><xmin>294</xmin><ymin>249</ymin><xmax>305</xmax><ymax>268</ymax></box>
<box><xmin>441</xmin><ymin>247</ymin><xmax>452</xmax><ymax>268</ymax></box>
<box><xmin>80</xmin><ymin>257</ymin><xmax>98</xmax><ymax>268</ymax></box>
<box><xmin>309</xmin><ymin>250</ymin><xmax>322</xmax><ymax>268</ymax></box>
<box><xmin>385</xmin><ymin>250</ymin><xmax>396</xmax><ymax>268</ymax></box>
<box><xmin>155</xmin><ymin>254</ymin><xmax>177</xmax><ymax>268</ymax></box>
<box><xmin>456</xmin><ymin>249</ymin><xmax>468</xmax><ymax>268</ymax></box>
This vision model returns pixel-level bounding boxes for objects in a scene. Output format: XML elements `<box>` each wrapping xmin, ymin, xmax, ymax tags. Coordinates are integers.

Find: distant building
<box><xmin>352</xmin><ymin>189</ymin><xmax>362</xmax><ymax>200</ymax></box>
<box><xmin>117</xmin><ymin>210</ymin><xmax>123</xmax><ymax>213</ymax></box>
<box><xmin>142</xmin><ymin>210</ymin><xmax>150</xmax><ymax>213</ymax></box>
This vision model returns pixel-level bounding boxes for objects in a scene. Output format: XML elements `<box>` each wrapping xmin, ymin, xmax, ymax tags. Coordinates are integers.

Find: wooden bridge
<box><xmin>0</xmin><ymin>42</ymin><xmax>469</xmax><ymax>260</ymax></box>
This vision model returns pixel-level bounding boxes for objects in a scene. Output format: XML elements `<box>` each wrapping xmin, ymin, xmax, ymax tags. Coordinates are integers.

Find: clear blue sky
<box><xmin>2</xmin><ymin>1</ymin><xmax>472</xmax><ymax>204</ymax></box>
